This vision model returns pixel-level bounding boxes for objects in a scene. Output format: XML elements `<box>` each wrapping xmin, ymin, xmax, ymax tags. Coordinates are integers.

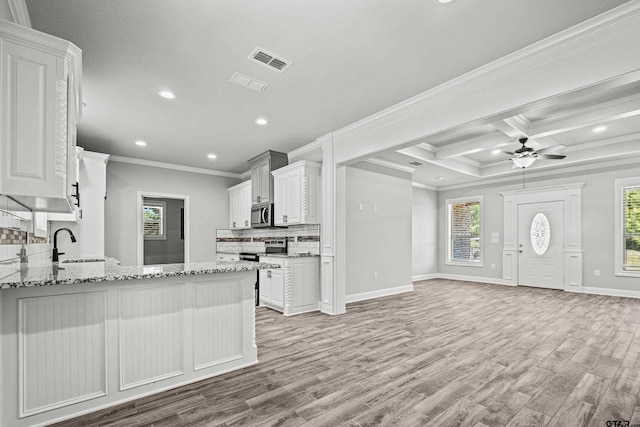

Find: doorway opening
<box><xmin>137</xmin><ymin>192</ymin><xmax>190</xmax><ymax>265</ymax></box>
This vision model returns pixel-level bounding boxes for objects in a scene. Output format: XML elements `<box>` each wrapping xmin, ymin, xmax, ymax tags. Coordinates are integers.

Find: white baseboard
<box><xmin>346</xmin><ymin>285</ymin><xmax>414</xmax><ymax>303</ymax></box>
<box><xmin>412</xmin><ymin>273</ymin><xmax>439</xmax><ymax>282</ymax></box>
<box><xmin>582</xmin><ymin>286</ymin><xmax>640</xmax><ymax>299</ymax></box>
<box><xmin>416</xmin><ymin>273</ymin><xmax>513</xmax><ymax>286</ymax></box>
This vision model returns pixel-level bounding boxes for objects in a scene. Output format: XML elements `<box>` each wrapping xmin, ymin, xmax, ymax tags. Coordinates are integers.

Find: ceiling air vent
<box><xmin>229</xmin><ymin>72</ymin><xmax>269</xmax><ymax>92</ymax></box>
<box><xmin>409</xmin><ymin>161</ymin><xmax>424</xmax><ymax>167</ymax></box>
<box><xmin>249</xmin><ymin>47</ymin><xmax>292</xmax><ymax>72</ymax></box>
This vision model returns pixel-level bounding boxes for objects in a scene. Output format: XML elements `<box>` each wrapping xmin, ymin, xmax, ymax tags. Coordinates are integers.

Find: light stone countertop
<box><xmin>0</xmin><ymin>258</ymin><xmax>280</xmax><ymax>289</ymax></box>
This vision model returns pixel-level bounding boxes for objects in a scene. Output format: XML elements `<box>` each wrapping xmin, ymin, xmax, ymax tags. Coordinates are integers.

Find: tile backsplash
<box><xmin>0</xmin><ymin>195</ymin><xmax>50</xmax><ymax>277</ymax></box>
<box><xmin>217</xmin><ymin>224</ymin><xmax>320</xmax><ymax>255</ymax></box>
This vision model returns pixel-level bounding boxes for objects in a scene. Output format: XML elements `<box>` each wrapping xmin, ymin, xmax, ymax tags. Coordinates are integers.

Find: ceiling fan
<box><xmin>506</xmin><ymin>137</ymin><xmax>566</xmax><ymax>168</ymax></box>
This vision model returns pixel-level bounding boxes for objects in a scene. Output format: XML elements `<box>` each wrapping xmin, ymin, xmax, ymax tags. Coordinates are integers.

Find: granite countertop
<box><xmin>0</xmin><ymin>259</ymin><xmax>280</xmax><ymax>289</ymax></box>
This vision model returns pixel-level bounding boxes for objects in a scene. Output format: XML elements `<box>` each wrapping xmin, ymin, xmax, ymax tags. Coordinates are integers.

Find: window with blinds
<box><xmin>623</xmin><ymin>185</ymin><xmax>640</xmax><ymax>271</ymax></box>
<box><xmin>143</xmin><ymin>201</ymin><xmax>166</xmax><ymax>240</ymax></box>
<box><xmin>446</xmin><ymin>196</ymin><xmax>482</xmax><ymax>265</ymax></box>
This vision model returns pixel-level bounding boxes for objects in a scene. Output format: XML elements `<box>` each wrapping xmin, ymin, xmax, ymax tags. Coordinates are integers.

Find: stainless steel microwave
<box><xmin>251</xmin><ymin>203</ymin><xmax>273</xmax><ymax>228</ymax></box>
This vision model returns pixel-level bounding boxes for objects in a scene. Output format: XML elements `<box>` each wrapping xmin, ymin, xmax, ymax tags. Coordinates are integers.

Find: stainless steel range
<box><xmin>239</xmin><ymin>240</ymin><xmax>287</xmax><ymax>306</ymax></box>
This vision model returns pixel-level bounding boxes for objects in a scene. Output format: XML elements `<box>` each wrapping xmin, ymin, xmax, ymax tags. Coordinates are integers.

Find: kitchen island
<box><xmin>0</xmin><ymin>259</ymin><xmax>277</xmax><ymax>427</ymax></box>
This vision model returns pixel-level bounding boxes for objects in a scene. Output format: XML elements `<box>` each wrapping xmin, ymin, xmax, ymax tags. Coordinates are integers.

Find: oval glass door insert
<box><xmin>531</xmin><ymin>213</ymin><xmax>551</xmax><ymax>255</ymax></box>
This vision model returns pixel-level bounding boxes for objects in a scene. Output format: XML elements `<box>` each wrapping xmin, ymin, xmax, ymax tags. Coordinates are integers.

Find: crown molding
<box><xmin>436</xmin><ymin>156</ymin><xmax>640</xmax><ymax>192</ymax></box>
<box><xmin>288</xmin><ymin>139</ymin><xmax>322</xmax><ymax>161</ymax></box>
<box><xmin>332</xmin><ymin>1</ymin><xmax>640</xmax><ymax>141</ymax></box>
<box><xmin>109</xmin><ymin>155</ymin><xmax>242</xmax><ymax>179</ymax></box>
<box><xmin>412</xmin><ymin>182</ymin><xmax>437</xmax><ymax>191</ymax></box>
<box><xmin>6</xmin><ymin>0</ymin><xmax>31</xmax><ymax>27</ymax></box>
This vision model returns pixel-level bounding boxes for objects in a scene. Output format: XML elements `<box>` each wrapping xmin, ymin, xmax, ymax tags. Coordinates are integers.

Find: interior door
<box><xmin>517</xmin><ymin>201</ymin><xmax>564</xmax><ymax>289</ymax></box>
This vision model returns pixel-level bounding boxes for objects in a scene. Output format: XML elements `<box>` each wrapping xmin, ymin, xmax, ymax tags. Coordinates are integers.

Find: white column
<box><xmin>320</xmin><ymin>133</ymin><xmax>346</xmax><ymax>315</ymax></box>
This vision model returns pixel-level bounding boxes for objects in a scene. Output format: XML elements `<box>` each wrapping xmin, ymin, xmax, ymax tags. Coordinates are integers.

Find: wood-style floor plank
<box><xmin>51</xmin><ymin>279</ymin><xmax>640</xmax><ymax>427</ymax></box>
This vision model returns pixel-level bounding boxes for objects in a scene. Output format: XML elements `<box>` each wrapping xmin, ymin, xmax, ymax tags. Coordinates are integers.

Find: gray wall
<box><xmin>143</xmin><ymin>197</ymin><xmax>184</xmax><ymax>265</ymax></box>
<box><xmin>412</xmin><ymin>186</ymin><xmax>438</xmax><ymax>278</ymax></box>
<box><xmin>340</xmin><ymin>165</ymin><xmax>413</xmax><ymax>297</ymax></box>
<box><xmin>105</xmin><ymin>161</ymin><xmax>238</xmax><ymax>265</ymax></box>
<box><xmin>437</xmin><ymin>164</ymin><xmax>640</xmax><ymax>291</ymax></box>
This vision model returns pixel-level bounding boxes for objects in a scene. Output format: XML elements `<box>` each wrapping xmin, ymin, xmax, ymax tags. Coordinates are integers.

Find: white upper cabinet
<box><xmin>0</xmin><ymin>21</ymin><xmax>82</xmax><ymax>212</ymax></box>
<box><xmin>272</xmin><ymin>161</ymin><xmax>321</xmax><ymax>226</ymax></box>
<box><xmin>248</xmin><ymin>150</ymin><xmax>288</xmax><ymax>206</ymax></box>
<box><xmin>227</xmin><ymin>180</ymin><xmax>251</xmax><ymax>230</ymax></box>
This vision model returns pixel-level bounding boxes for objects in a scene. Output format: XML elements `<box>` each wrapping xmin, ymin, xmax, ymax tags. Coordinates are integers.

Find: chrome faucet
<box><xmin>52</xmin><ymin>228</ymin><xmax>77</xmax><ymax>262</ymax></box>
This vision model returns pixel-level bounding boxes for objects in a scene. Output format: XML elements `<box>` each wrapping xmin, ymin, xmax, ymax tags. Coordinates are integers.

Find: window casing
<box><xmin>143</xmin><ymin>201</ymin><xmax>166</xmax><ymax>240</ymax></box>
<box><xmin>446</xmin><ymin>196</ymin><xmax>483</xmax><ymax>266</ymax></box>
<box><xmin>615</xmin><ymin>178</ymin><xmax>640</xmax><ymax>276</ymax></box>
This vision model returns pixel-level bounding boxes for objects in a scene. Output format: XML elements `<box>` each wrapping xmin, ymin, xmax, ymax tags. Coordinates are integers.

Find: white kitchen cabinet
<box><xmin>216</xmin><ymin>253</ymin><xmax>240</xmax><ymax>262</ymax></box>
<box><xmin>47</xmin><ymin>147</ymin><xmax>83</xmax><ymax>222</ymax></box>
<box><xmin>259</xmin><ymin>256</ymin><xmax>320</xmax><ymax>316</ymax></box>
<box><xmin>272</xmin><ymin>161</ymin><xmax>321</xmax><ymax>226</ymax></box>
<box><xmin>248</xmin><ymin>151</ymin><xmax>288</xmax><ymax>205</ymax></box>
<box><xmin>49</xmin><ymin>151</ymin><xmax>110</xmax><ymax>259</ymax></box>
<box><xmin>0</xmin><ymin>21</ymin><xmax>82</xmax><ymax>213</ymax></box>
<box><xmin>227</xmin><ymin>181</ymin><xmax>251</xmax><ymax>230</ymax></box>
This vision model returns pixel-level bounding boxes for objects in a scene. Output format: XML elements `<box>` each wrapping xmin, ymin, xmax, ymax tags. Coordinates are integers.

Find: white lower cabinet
<box><xmin>216</xmin><ymin>253</ymin><xmax>240</xmax><ymax>262</ymax></box>
<box><xmin>259</xmin><ymin>256</ymin><xmax>319</xmax><ymax>316</ymax></box>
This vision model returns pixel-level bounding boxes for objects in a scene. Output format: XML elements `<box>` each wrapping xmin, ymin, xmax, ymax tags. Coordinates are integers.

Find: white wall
<box><xmin>340</xmin><ymin>165</ymin><xmax>413</xmax><ymax>298</ymax></box>
<box><xmin>412</xmin><ymin>186</ymin><xmax>438</xmax><ymax>278</ymax></box>
<box><xmin>105</xmin><ymin>162</ymin><xmax>238</xmax><ymax>265</ymax></box>
<box><xmin>437</xmin><ymin>163</ymin><xmax>640</xmax><ymax>292</ymax></box>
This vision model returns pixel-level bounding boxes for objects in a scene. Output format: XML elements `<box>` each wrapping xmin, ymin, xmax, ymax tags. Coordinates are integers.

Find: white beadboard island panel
<box><xmin>118</xmin><ymin>284</ymin><xmax>185</xmax><ymax>390</ymax></box>
<box><xmin>193</xmin><ymin>278</ymin><xmax>245</xmax><ymax>370</ymax></box>
<box><xmin>19</xmin><ymin>292</ymin><xmax>107</xmax><ymax>417</ymax></box>
<box><xmin>0</xmin><ymin>269</ymin><xmax>259</xmax><ymax>427</ymax></box>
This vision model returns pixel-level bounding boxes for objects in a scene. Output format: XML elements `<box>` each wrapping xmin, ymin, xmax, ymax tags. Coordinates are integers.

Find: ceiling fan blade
<box><xmin>536</xmin><ymin>146</ymin><xmax>563</xmax><ymax>155</ymax></box>
<box><xmin>539</xmin><ymin>154</ymin><xmax>566</xmax><ymax>160</ymax></box>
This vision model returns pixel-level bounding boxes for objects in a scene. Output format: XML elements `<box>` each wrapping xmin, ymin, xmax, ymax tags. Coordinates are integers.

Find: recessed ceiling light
<box><xmin>256</xmin><ymin>118</ymin><xmax>268</xmax><ymax>125</ymax></box>
<box><xmin>435</xmin><ymin>176</ymin><xmax>444</xmax><ymax>180</ymax></box>
<box><xmin>135</xmin><ymin>140</ymin><xmax>147</xmax><ymax>146</ymax></box>
<box><xmin>592</xmin><ymin>125</ymin><xmax>607</xmax><ymax>133</ymax></box>
<box><xmin>437</xmin><ymin>0</ymin><xmax>454</xmax><ymax>3</ymax></box>
<box><xmin>492</xmin><ymin>149</ymin><xmax>502</xmax><ymax>155</ymax></box>
<box><xmin>207</xmin><ymin>154</ymin><xmax>217</xmax><ymax>159</ymax></box>
<box><xmin>159</xmin><ymin>91</ymin><xmax>175</xmax><ymax>99</ymax></box>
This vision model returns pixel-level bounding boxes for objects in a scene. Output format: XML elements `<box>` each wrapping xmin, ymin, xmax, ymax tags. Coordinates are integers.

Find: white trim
<box><xmin>137</xmin><ymin>192</ymin><xmax>190</xmax><ymax>266</ymax></box>
<box><xmin>7</xmin><ymin>0</ymin><xmax>31</xmax><ymax>27</ymax></box>
<box><xmin>412</xmin><ymin>182</ymin><xmax>437</xmax><ymax>191</ymax></box>
<box><xmin>331</xmin><ymin>1</ymin><xmax>640</xmax><ymax>140</ymax></box>
<box><xmin>500</xmin><ymin>182</ymin><xmax>585</xmax><ymax>197</ymax></box>
<box><xmin>614</xmin><ymin>176</ymin><xmax>640</xmax><ymax>277</ymax></box>
<box><xmin>438</xmin><ymin>157</ymin><xmax>640</xmax><ymax>192</ymax></box>
<box><xmin>412</xmin><ymin>274</ymin><xmax>439</xmax><ymax>282</ymax></box>
<box><xmin>288</xmin><ymin>139</ymin><xmax>322</xmax><ymax>161</ymax></box>
<box><xmin>82</xmin><ymin>151</ymin><xmax>110</xmax><ymax>163</ymax></box>
<box><xmin>110</xmin><ymin>155</ymin><xmax>242</xmax><ymax>179</ymax></box>
<box><xmin>581</xmin><ymin>286</ymin><xmax>640</xmax><ymax>300</ymax></box>
<box><xmin>345</xmin><ymin>285</ymin><xmax>414</xmax><ymax>304</ymax></box>
<box><xmin>364</xmin><ymin>158</ymin><xmax>416</xmax><ymax>174</ymax></box>
<box><xmin>433</xmin><ymin>274</ymin><xmax>511</xmax><ymax>286</ymax></box>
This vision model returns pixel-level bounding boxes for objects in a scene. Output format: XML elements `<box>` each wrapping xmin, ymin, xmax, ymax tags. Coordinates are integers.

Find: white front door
<box><xmin>517</xmin><ymin>201</ymin><xmax>564</xmax><ymax>289</ymax></box>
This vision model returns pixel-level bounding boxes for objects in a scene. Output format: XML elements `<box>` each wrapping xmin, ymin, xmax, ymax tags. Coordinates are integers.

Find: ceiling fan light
<box><xmin>512</xmin><ymin>157</ymin><xmax>536</xmax><ymax>168</ymax></box>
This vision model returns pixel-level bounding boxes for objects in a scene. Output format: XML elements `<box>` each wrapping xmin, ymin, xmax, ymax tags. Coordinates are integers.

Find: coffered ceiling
<box><xmin>22</xmin><ymin>0</ymin><xmax>638</xmax><ymax>188</ymax></box>
<box><xmin>370</xmin><ymin>78</ymin><xmax>640</xmax><ymax>188</ymax></box>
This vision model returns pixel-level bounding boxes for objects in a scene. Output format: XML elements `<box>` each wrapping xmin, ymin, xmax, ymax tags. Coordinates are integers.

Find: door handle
<box><xmin>518</xmin><ymin>250</ymin><xmax>523</xmax><ymax>253</ymax></box>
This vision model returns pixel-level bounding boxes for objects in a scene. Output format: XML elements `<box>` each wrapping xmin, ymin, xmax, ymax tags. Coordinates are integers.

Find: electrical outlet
<box><xmin>594</xmin><ymin>270</ymin><xmax>601</xmax><ymax>277</ymax></box>
<box><xmin>359</xmin><ymin>203</ymin><xmax>363</xmax><ymax>210</ymax></box>
<box><xmin>491</xmin><ymin>264</ymin><xmax>496</xmax><ymax>269</ymax></box>
<box><xmin>373</xmin><ymin>271</ymin><xmax>378</xmax><ymax>279</ymax></box>
<box><xmin>373</xmin><ymin>204</ymin><xmax>378</xmax><ymax>212</ymax></box>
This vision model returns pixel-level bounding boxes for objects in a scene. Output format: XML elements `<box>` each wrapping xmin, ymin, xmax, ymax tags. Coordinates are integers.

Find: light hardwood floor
<box><xmin>52</xmin><ymin>279</ymin><xmax>640</xmax><ymax>426</ymax></box>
